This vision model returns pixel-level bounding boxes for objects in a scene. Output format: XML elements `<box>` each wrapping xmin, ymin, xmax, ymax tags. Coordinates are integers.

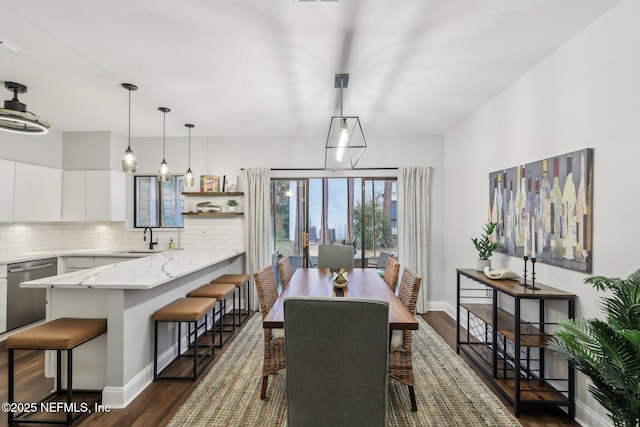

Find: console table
<box><xmin>456</xmin><ymin>268</ymin><xmax>575</xmax><ymax>418</ymax></box>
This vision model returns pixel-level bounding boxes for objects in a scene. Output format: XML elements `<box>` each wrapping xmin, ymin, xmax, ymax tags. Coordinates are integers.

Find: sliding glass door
<box><xmin>271</xmin><ymin>179</ymin><xmax>309</xmax><ymax>274</ymax></box>
<box><xmin>271</xmin><ymin>176</ymin><xmax>397</xmax><ymax>281</ymax></box>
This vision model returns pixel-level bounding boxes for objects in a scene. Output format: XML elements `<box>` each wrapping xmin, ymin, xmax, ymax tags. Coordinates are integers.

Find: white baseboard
<box><xmin>424</xmin><ymin>300</ymin><xmax>456</xmax><ymax>319</ymax></box>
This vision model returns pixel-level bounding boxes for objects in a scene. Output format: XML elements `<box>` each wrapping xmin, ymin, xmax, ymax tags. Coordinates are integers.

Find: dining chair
<box><xmin>253</xmin><ymin>266</ymin><xmax>286</xmax><ymax>399</ymax></box>
<box><xmin>382</xmin><ymin>256</ymin><xmax>401</xmax><ymax>293</ymax></box>
<box><xmin>317</xmin><ymin>244</ymin><xmax>354</xmax><ymax>270</ymax></box>
<box><xmin>277</xmin><ymin>255</ymin><xmax>293</xmax><ymax>291</ymax></box>
<box><xmin>389</xmin><ymin>267</ymin><xmax>422</xmax><ymax>411</ymax></box>
<box><xmin>375</xmin><ymin>252</ymin><xmax>392</xmax><ymax>276</ymax></box>
<box><xmin>284</xmin><ymin>297</ymin><xmax>389</xmax><ymax>427</ymax></box>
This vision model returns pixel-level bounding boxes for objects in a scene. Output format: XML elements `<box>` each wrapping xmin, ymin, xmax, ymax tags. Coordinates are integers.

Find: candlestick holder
<box><xmin>518</xmin><ymin>256</ymin><xmax>528</xmax><ymax>288</ymax></box>
<box><xmin>529</xmin><ymin>257</ymin><xmax>540</xmax><ymax>290</ymax></box>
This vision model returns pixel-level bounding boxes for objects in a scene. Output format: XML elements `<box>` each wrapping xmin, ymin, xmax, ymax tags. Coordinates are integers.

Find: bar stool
<box><xmin>7</xmin><ymin>318</ymin><xmax>107</xmax><ymax>426</ymax></box>
<box><xmin>153</xmin><ymin>297</ymin><xmax>216</xmax><ymax>381</ymax></box>
<box><xmin>211</xmin><ymin>273</ymin><xmax>251</xmax><ymax>326</ymax></box>
<box><xmin>188</xmin><ymin>283</ymin><xmax>236</xmax><ymax>348</ymax></box>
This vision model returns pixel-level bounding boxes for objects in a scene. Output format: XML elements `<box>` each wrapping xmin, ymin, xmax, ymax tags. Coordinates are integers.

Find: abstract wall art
<box><xmin>488</xmin><ymin>148</ymin><xmax>593</xmax><ymax>273</ymax></box>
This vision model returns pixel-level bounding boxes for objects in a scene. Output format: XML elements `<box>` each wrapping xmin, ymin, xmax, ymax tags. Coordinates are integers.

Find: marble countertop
<box><xmin>0</xmin><ymin>248</ymin><xmax>161</xmax><ymax>265</ymax></box>
<box><xmin>20</xmin><ymin>249</ymin><xmax>244</xmax><ymax>290</ymax></box>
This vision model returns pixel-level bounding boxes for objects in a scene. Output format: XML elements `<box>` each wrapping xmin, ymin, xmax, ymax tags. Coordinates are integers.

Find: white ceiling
<box><xmin>0</xmin><ymin>0</ymin><xmax>618</xmax><ymax>139</ymax></box>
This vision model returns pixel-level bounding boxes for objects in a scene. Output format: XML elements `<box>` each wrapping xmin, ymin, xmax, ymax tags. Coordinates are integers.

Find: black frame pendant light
<box><xmin>158</xmin><ymin>107</ymin><xmax>171</xmax><ymax>182</ymax></box>
<box><xmin>324</xmin><ymin>73</ymin><xmax>366</xmax><ymax>169</ymax></box>
<box><xmin>184</xmin><ymin>123</ymin><xmax>195</xmax><ymax>187</ymax></box>
<box><xmin>0</xmin><ymin>81</ymin><xmax>50</xmax><ymax>134</ymax></box>
<box><xmin>121</xmin><ymin>83</ymin><xmax>138</xmax><ymax>172</ymax></box>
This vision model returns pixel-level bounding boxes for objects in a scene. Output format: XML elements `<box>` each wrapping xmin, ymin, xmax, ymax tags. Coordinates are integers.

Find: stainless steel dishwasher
<box><xmin>6</xmin><ymin>257</ymin><xmax>57</xmax><ymax>331</ymax></box>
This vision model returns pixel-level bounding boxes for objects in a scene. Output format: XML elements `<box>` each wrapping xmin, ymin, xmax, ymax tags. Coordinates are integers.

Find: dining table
<box><xmin>263</xmin><ymin>267</ymin><xmax>419</xmax><ymax>330</ymax></box>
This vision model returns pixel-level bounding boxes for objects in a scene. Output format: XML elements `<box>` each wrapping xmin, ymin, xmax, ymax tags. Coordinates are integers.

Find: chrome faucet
<box><xmin>143</xmin><ymin>227</ymin><xmax>158</xmax><ymax>250</ymax></box>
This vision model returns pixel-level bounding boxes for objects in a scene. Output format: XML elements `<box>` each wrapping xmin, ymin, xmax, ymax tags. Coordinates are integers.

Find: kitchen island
<box><xmin>21</xmin><ymin>248</ymin><xmax>245</xmax><ymax>408</ymax></box>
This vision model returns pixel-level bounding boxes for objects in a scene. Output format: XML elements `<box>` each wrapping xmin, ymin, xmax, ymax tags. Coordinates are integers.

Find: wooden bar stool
<box><xmin>211</xmin><ymin>273</ymin><xmax>251</xmax><ymax>325</ymax></box>
<box><xmin>153</xmin><ymin>297</ymin><xmax>216</xmax><ymax>381</ymax></box>
<box><xmin>7</xmin><ymin>318</ymin><xmax>107</xmax><ymax>426</ymax></box>
<box><xmin>188</xmin><ymin>282</ymin><xmax>236</xmax><ymax>348</ymax></box>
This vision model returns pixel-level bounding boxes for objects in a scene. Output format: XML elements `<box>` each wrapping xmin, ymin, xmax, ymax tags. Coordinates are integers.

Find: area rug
<box><xmin>168</xmin><ymin>315</ymin><xmax>521</xmax><ymax>426</ymax></box>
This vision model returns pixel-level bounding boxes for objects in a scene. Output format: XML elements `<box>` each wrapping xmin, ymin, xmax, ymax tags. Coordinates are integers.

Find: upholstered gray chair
<box><xmin>284</xmin><ymin>297</ymin><xmax>389</xmax><ymax>427</ymax></box>
<box><xmin>317</xmin><ymin>245</ymin><xmax>354</xmax><ymax>270</ymax></box>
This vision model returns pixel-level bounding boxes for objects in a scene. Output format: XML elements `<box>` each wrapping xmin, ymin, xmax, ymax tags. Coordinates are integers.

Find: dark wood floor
<box><xmin>0</xmin><ymin>312</ymin><xmax>580</xmax><ymax>427</ymax></box>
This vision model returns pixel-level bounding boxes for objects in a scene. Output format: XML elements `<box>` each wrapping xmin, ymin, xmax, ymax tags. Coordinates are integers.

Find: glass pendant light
<box><xmin>325</xmin><ymin>73</ymin><xmax>367</xmax><ymax>169</ymax></box>
<box><xmin>158</xmin><ymin>107</ymin><xmax>171</xmax><ymax>182</ymax></box>
<box><xmin>121</xmin><ymin>83</ymin><xmax>138</xmax><ymax>172</ymax></box>
<box><xmin>184</xmin><ymin>123</ymin><xmax>195</xmax><ymax>187</ymax></box>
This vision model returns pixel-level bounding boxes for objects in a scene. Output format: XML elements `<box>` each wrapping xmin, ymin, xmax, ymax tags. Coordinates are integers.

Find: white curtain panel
<box><xmin>243</xmin><ymin>168</ymin><xmax>273</xmax><ymax>311</ymax></box>
<box><xmin>398</xmin><ymin>166</ymin><xmax>431</xmax><ymax>313</ymax></box>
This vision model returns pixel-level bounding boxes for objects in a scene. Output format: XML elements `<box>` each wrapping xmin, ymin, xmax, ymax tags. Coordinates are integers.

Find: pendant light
<box><xmin>0</xmin><ymin>82</ymin><xmax>50</xmax><ymax>134</ymax></box>
<box><xmin>184</xmin><ymin>123</ymin><xmax>195</xmax><ymax>187</ymax></box>
<box><xmin>121</xmin><ymin>83</ymin><xmax>138</xmax><ymax>172</ymax></box>
<box><xmin>158</xmin><ymin>107</ymin><xmax>171</xmax><ymax>182</ymax></box>
<box><xmin>324</xmin><ymin>73</ymin><xmax>367</xmax><ymax>169</ymax></box>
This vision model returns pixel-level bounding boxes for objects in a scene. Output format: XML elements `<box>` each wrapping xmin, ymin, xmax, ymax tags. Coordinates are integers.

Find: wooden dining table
<box><xmin>263</xmin><ymin>268</ymin><xmax>419</xmax><ymax>330</ymax></box>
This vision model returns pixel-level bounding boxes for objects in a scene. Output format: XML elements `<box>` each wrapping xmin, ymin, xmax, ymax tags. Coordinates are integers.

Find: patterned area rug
<box><xmin>169</xmin><ymin>315</ymin><xmax>521</xmax><ymax>426</ymax></box>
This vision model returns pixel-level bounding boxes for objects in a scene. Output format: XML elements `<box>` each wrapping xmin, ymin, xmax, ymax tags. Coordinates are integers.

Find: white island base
<box><xmin>23</xmin><ymin>249</ymin><xmax>245</xmax><ymax>408</ymax></box>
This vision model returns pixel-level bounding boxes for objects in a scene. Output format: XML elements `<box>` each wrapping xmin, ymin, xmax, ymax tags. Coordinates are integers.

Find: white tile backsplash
<box><xmin>0</xmin><ymin>218</ymin><xmax>245</xmax><ymax>257</ymax></box>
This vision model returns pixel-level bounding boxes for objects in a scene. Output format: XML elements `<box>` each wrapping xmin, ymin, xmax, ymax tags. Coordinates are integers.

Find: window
<box><xmin>134</xmin><ymin>175</ymin><xmax>185</xmax><ymax>228</ymax></box>
<box><xmin>271</xmin><ymin>177</ymin><xmax>397</xmax><ymax>271</ymax></box>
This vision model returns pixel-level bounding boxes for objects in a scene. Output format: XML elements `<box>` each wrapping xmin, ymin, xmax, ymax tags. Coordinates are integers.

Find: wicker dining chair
<box><xmin>382</xmin><ymin>256</ymin><xmax>401</xmax><ymax>293</ymax></box>
<box><xmin>277</xmin><ymin>256</ymin><xmax>293</xmax><ymax>291</ymax></box>
<box><xmin>389</xmin><ymin>267</ymin><xmax>422</xmax><ymax>411</ymax></box>
<box><xmin>253</xmin><ymin>266</ymin><xmax>286</xmax><ymax>399</ymax></box>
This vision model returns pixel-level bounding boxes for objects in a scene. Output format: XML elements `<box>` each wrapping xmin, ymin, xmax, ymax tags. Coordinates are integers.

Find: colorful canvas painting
<box><xmin>489</xmin><ymin>148</ymin><xmax>593</xmax><ymax>273</ymax></box>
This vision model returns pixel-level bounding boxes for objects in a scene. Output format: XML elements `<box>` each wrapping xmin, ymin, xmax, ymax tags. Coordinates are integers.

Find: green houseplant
<box><xmin>227</xmin><ymin>199</ymin><xmax>238</xmax><ymax>212</ymax></box>
<box><xmin>471</xmin><ymin>222</ymin><xmax>499</xmax><ymax>271</ymax></box>
<box><xmin>549</xmin><ymin>271</ymin><xmax>640</xmax><ymax>427</ymax></box>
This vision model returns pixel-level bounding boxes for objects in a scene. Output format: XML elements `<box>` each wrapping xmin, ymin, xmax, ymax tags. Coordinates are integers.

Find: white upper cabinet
<box><xmin>0</xmin><ymin>159</ymin><xmax>16</xmax><ymax>222</ymax></box>
<box><xmin>14</xmin><ymin>162</ymin><xmax>62</xmax><ymax>222</ymax></box>
<box><xmin>63</xmin><ymin>170</ymin><xmax>126</xmax><ymax>222</ymax></box>
<box><xmin>86</xmin><ymin>170</ymin><xmax>126</xmax><ymax>222</ymax></box>
<box><xmin>62</xmin><ymin>170</ymin><xmax>87</xmax><ymax>221</ymax></box>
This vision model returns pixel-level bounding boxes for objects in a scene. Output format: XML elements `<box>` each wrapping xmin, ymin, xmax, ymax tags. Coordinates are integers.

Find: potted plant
<box><xmin>471</xmin><ymin>222</ymin><xmax>499</xmax><ymax>272</ymax></box>
<box><xmin>227</xmin><ymin>199</ymin><xmax>238</xmax><ymax>212</ymax></box>
<box><xmin>550</xmin><ymin>271</ymin><xmax>640</xmax><ymax>427</ymax></box>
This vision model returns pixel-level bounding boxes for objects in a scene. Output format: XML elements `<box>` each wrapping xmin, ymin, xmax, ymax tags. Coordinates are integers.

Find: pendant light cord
<box><xmin>162</xmin><ymin>110</ymin><xmax>166</xmax><ymax>159</ymax></box>
<box><xmin>127</xmin><ymin>89</ymin><xmax>132</xmax><ymax>149</ymax></box>
<box><xmin>188</xmin><ymin>126</ymin><xmax>191</xmax><ymax>168</ymax></box>
<box><xmin>339</xmin><ymin>79</ymin><xmax>344</xmax><ymax>117</ymax></box>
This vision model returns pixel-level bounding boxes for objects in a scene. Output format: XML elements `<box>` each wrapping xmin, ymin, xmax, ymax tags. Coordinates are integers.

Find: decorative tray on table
<box><xmin>332</xmin><ymin>272</ymin><xmax>349</xmax><ymax>288</ymax></box>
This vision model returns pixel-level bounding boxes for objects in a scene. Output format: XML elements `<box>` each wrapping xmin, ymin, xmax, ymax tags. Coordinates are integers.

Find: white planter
<box><xmin>227</xmin><ymin>206</ymin><xmax>237</xmax><ymax>212</ymax></box>
<box><xmin>476</xmin><ymin>259</ymin><xmax>491</xmax><ymax>272</ymax></box>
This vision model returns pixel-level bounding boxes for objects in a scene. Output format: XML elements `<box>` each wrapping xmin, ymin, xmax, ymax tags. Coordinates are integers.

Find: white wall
<box><xmin>0</xmin><ymin>129</ymin><xmax>63</xmax><ymax>168</ymax></box>
<box><xmin>444</xmin><ymin>1</ymin><xmax>638</xmax><ymax>425</ymax></box>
